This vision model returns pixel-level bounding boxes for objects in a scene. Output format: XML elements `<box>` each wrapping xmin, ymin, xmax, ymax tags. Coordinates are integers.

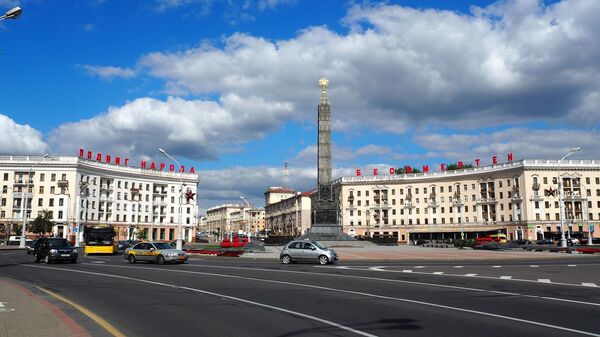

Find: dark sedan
<box><xmin>33</xmin><ymin>238</ymin><xmax>78</xmax><ymax>264</ymax></box>
<box><xmin>26</xmin><ymin>239</ymin><xmax>38</xmax><ymax>254</ymax></box>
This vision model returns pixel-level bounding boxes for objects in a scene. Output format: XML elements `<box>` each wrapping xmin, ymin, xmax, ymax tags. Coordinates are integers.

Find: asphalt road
<box><xmin>1</xmin><ymin>251</ymin><xmax>600</xmax><ymax>337</ymax></box>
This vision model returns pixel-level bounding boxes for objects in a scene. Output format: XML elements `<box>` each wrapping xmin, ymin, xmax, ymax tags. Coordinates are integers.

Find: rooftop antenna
<box><xmin>283</xmin><ymin>162</ymin><xmax>289</xmax><ymax>188</ymax></box>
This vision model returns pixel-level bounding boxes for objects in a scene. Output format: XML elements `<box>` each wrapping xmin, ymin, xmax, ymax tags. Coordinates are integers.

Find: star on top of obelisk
<box><xmin>319</xmin><ymin>77</ymin><xmax>329</xmax><ymax>105</ymax></box>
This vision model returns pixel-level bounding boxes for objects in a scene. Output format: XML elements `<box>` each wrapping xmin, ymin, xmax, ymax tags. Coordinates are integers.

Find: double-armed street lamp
<box><xmin>240</xmin><ymin>196</ymin><xmax>250</xmax><ymax>239</ymax></box>
<box><xmin>19</xmin><ymin>154</ymin><xmax>51</xmax><ymax>248</ymax></box>
<box><xmin>559</xmin><ymin>147</ymin><xmax>581</xmax><ymax>248</ymax></box>
<box><xmin>0</xmin><ymin>7</ymin><xmax>22</xmax><ymax>21</ymax></box>
<box><xmin>158</xmin><ymin>148</ymin><xmax>184</xmax><ymax>251</ymax></box>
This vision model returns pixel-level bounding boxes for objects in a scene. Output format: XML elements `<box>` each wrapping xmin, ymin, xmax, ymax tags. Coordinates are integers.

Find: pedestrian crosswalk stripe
<box><xmin>402</xmin><ymin>270</ymin><xmax>413</xmax><ymax>273</ymax></box>
<box><xmin>465</xmin><ymin>273</ymin><xmax>477</xmax><ymax>277</ymax></box>
<box><xmin>581</xmin><ymin>283</ymin><xmax>598</xmax><ymax>287</ymax></box>
<box><xmin>538</xmin><ymin>279</ymin><xmax>551</xmax><ymax>283</ymax></box>
<box><xmin>433</xmin><ymin>272</ymin><xmax>444</xmax><ymax>275</ymax></box>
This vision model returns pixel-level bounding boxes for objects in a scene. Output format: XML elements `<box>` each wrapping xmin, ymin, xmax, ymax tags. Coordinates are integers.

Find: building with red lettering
<box><xmin>334</xmin><ymin>159</ymin><xmax>600</xmax><ymax>243</ymax></box>
<box><xmin>0</xmin><ymin>155</ymin><xmax>198</xmax><ymax>243</ymax></box>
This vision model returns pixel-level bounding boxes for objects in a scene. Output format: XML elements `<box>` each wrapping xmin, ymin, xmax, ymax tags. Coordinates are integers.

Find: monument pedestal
<box><xmin>300</xmin><ymin>224</ymin><xmax>355</xmax><ymax>241</ymax></box>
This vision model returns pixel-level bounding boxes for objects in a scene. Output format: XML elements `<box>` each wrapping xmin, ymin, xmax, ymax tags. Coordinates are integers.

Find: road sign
<box><xmin>591</xmin><ymin>224</ymin><xmax>595</xmax><ymax>233</ymax></box>
<box><xmin>73</xmin><ymin>227</ymin><xmax>78</xmax><ymax>233</ymax></box>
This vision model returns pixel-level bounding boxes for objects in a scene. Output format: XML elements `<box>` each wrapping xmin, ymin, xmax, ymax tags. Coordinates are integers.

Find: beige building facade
<box><xmin>0</xmin><ymin>155</ymin><xmax>198</xmax><ymax>243</ymax></box>
<box><xmin>205</xmin><ymin>204</ymin><xmax>265</xmax><ymax>238</ymax></box>
<box><xmin>334</xmin><ymin>159</ymin><xmax>600</xmax><ymax>243</ymax></box>
<box><xmin>264</xmin><ymin>189</ymin><xmax>312</xmax><ymax>236</ymax></box>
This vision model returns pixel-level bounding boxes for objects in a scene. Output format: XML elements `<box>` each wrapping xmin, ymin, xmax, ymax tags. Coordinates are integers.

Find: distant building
<box><xmin>333</xmin><ymin>159</ymin><xmax>600</xmax><ymax>243</ymax></box>
<box><xmin>206</xmin><ymin>203</ymin><xmax>265</xmax><ymax>238</ymax></box>
<box><xmin>0</xmin><ymin>154</ymin><xmax>198</xmax><ymax>242</ymax></box>
<box><xmin>264</xmin><ymin>188</ymin><xmax>312</xmax><ymax>236</ymax></box>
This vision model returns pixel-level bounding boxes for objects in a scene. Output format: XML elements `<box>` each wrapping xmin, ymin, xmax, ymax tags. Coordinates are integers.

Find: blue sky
<box><xmin>1</xmin><ymin>0</ymin><xmax>598</xmax><ymax>212</ymax></box>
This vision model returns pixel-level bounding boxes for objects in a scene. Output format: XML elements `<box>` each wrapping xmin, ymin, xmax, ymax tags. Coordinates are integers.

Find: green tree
<box><xmin>394</xmin><ymin>166</ymin><xmax>422</xmax><ymax>174</ymax></box>
<box><xmin>446</xmin><ymin>163</ymin><xmax>474</xmax><ymax>171</ymax></box>
<box><xmin>135</xmin><ymin>228</ymin><xmax>147</xmax><ymax>241</ymax></box>
<box><xmin>30</xmin><ymin>210</ymin><xmax>54</xmax><ymax>237</ymax></box>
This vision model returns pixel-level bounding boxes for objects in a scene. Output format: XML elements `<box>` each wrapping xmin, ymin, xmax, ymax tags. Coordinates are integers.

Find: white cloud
<box><xmin>81</xmin><ymin>23</ymin><xmax>95</xmax><ymax>32</ymax></box>
<box><xmin>48</xmin><ymin>95</ymin><xmax>294</xmax><ymax>161</ymax></box>
<box><xmin>81</xmin><ymin>65</ymin><xmax>135</xmax><ymax>80</ymax></box>
<box><xmin>0</xmin><ymin>114</ymin><xmax>48</xmax><ymax>155</ymax></box>
<box><xmin>137</xmin><ymin>0</ymin><xmax>600</xmax><ymax>132</ymax></box>
<box><xmin>414</xmin><ymin>128</ymin><xmax>599</xmax><ymax>162</ymax></box>
<box><xmin>356</xmin><ymin>144</ymin><xmax>391</xmax><ymax>156</ymax></box>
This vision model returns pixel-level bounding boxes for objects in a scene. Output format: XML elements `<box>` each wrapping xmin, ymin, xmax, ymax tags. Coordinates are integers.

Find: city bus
<box><xmin>84</xmin><ymin>225</ymin><xmax>117</xmax><ymax>254</ymax></box>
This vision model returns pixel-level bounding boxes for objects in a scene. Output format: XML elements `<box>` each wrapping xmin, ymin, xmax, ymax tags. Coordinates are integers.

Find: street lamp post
<box><xmin>0</xmin><ymin>7</ymin><xmax>22</xmax><ymax>21</ymax></box>
<box><xmin>158</xmin><ymin>148</ymin><xmax>184</xmax><ymax>251</ymax></box>
<box><xmin>240</xmin><ymin>196</ymin><xmax>250</xmax><ymax>238</ymax></box>
<box><xmin>559</xmin><ymin>147</ymin><xmax>581</xmax><ymax>248</ymax></box>
<box><xmin>19</xmin><ymin>154</ymin><xmax>51</xmax><ymax>248</ymax></box>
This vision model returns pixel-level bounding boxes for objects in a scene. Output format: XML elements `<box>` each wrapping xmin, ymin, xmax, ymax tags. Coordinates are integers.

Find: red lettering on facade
<box><xmin>458</xmin><ymin>161</ymin><xmax>463</xmax><ymax>168</ymax></box>
<box><xmin>140</xmin><ymin>161</ymin><xmax>146</xmax><ymax>169</ymax></box>
<box><xmin>79</xmin><ymin>148</ymin><xmax>84</xmax><ymax>157</ymax></box>
<box><xmin>373</xmin><ymin>168</ymin><xmax>378</xmax><ymax>176</ymax></box>
<box><xmin>169</xmin><ymin>164</ymin><xmax>175</xmax><ymax>172</ymax></box>
<box><xmin>492</xmin><ymin>156</ymin><xmax>498</xmax><ymax>164</ymax></box>
<box><xmin>150</xmin><ymin>162</ymin><xmax>156</xmax><ymax>170</ymax></box>
<box><xmin>105</xmin><ymin>155</ymin><xmax>111</xmax><ymax>163</ymax></box>
<box><xmin>115</xmin><ymin>157</ymin><xmax>121</xmax><ymax>165</ymax></box>
<box><xmin>422</xmin><ymin>165</ymin><xmax>429</xmax><ymax>172</ymax></box>
<box><xmin>180</xmin><ymin>166</ymin><xmax>185</xmax><ymax>173</ymax></box>
<box><xmin>124</xmin><ymin>158</ymin><xmax>129</xmax><ymax>166</ymax></box>
<box><xmin>389</xmin><ymin>167</ymin><xmax>395</xmax><ymax>174</ymax></box>
<box><xmin>441</xmin><ymin>163</ymin><xmax>446</xmax><ymax>171</ymax></box>
<box><xmin>87</xmin><ymin>151</ymin><xmax>92</xmax><ymax>159</ymax></box>
<box><xmin>356</xmin><ymin>169</ymin><xmax>361</xmax><ymax>176</ymax></box>
<box><xmin>190</xmin><ymin>167</ymin><xmax>195</xmax><ymax>174</ymax></box>
<box><xmin>475</xmin><ymin>158</ymin><xmax>480</xmax><ymax>166</ymax></box>
<box><xmin>96</xmin><ymin>153</ymin><xmax>102</xmax><ymax>162</ymax></box>
<box><xmin>406</xmin><ymin>166</ymin><xmax>413</xmax><ymax>174</ymax></box>
<box><xmin>508</xmin><ymin>153</ymin><xmax>513</xmax><ymax>161</ymax></box>
<box><xmin>160</xmin><ymin>163</ymin><xmax>166</xmax><ymax>171</ymax></box>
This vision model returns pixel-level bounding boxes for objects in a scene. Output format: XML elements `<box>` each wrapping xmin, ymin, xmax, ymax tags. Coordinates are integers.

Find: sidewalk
<box><xmin>0</xmin><ymin>277</ymin><xmax>91</xmax><ymax>337</ymax></box>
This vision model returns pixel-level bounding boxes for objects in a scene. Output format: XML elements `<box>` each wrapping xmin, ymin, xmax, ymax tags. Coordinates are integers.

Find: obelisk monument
<box><xmin>304</xmin><ymin>78</ymin><xmax>353</xmax><ymax>240</ymax></box>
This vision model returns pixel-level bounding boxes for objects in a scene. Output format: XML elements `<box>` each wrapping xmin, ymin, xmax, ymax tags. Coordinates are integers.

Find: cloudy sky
<box><xmin>1</xmin><ymin>0</ymin><xmax>599</xmax><ymax>213</ymax></box>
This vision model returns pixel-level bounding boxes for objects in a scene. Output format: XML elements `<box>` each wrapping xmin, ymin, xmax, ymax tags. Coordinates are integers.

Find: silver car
<box><xmin>124</xmin><ymin>241</ymin><xmax>188</xmax><ymax>265</ymax></box>
<box><xmin>280</xmin><ymin>240</ymin><xmax>338</xmax><ymax>265</ymax></box>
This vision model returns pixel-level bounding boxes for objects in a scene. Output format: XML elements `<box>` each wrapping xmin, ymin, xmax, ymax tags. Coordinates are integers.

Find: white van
<box><xmin>8</xmin><ymin>236</ymin><xmax>23</xmax><ymax>245</ymax></box>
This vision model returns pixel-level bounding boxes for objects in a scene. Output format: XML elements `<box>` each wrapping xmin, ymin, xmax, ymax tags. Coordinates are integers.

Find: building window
<box><xmin>2</xmin><ymin>173</ymin><xmax>7</xmax><ymax>181</ymax></box>
<box><xmin>58</xmin><ymin>211</ymin><xmax>63</xmax><ymax>219</ymax></box>
<box><xmin>366</xmin><ymin>191</ymin><xmax>369</xmax><ymax>196</ymax></box>
<box><xmin>499</xmin><ymin>181</ymin><xmax>503</xmax><ymax>188</ymax></box>
<box><xmin>535</xmin><ymin>201</ymin><xmax>539</xmax><ymax>209</ymax></box>
<box><xmin>545</xmin><ymin>213</ymin><xmax>550</xmax><ymax>220</ymax></box>
<box><xmin>586</xmin><ymin>177</ymin><xmax>591</xmax><ymax>184</ymax></box>
<box><xmin>51</xmin><ymin>174</ymin><xmax>56</xmax><ymax>182</ymax></box>
<box><xmin>59</xmin><ymin>198</ymin><xmax>64</xmax><ymax>206</ymax></box>
<box><xmin>391</xmin><ymin>189</ymin><xmax>395</xmax><ymax>195</ymax></box>
<box><xmin>39</xmin><ymin>173</ymin><xmax>45</xmax><ymax>182</ymax></box>
<box><xmin>1</xmin><ymin>198</ymin><xmax>5</xmax><ymax>206</ymax></box>
<box><xmin>38</xmin><ymin>199</ymin><xmax>43</xmax><ymax>207</ymax></box>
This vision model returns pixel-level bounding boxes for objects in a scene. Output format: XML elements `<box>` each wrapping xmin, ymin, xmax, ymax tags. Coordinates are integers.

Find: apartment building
<box><xmin>0</xmin><ymin>155</ymin><xmax>198</xmax><ymax>242</ymax></box>
<box><xmin>333</xmin><ymin>159</ymin><xmax>600</xmax><ymax>243</ymax></box>
<box><xmin>264</xmin><ymin>189</ymin><xmax>312</xmax><ymax>236</ymax></box>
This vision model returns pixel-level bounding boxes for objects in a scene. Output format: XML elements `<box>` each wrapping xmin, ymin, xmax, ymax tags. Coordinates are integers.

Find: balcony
<box><xmin>57</xmin><ymin>180</ymin><xmax>69</xmax><ymax>188</ymax></box>
<box><xmin>153</xmin><ymin>189</ymin><xmax>168</xmax><ymax>195</ymax></box>
<box><xmin>99</xmin><ymin>196</ymin><xmax>113</xmax><ymax>202</ymax></box>
<box><xmin>532</xmin><ymin>182</ymin><xmax>540</xmax><ymax>191</ymax></box>
<box><xmin>13</xmin><ymin>179</ymin><xmax>33</xmax><ymax>185</ymax></box>
<box><xmin>11</xmin><ymin>192</ymin><xmax>32</xmax><ymax>199</ymax></box>
<box><xmin>100</xmin><ymin>184</ymin><xmax>113</xmax><ymax>191</ymax></box>
<box><xmin>152</xmin><ymin>200</ymin><xmax>167</xmax><ymax>206</ymax></box>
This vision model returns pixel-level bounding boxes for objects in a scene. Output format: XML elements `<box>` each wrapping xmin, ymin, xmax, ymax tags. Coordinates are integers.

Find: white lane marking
<box><xmin>538</xmin><ymin>279</ymin><xmax>552</xmax><ymax>283</ymax></box>
<box><xmin>530</xmin><ymin>265</ymin><xmax>539</xmax><ymax>268</ymax></box>
<box><xmin>492</xmin><ymin>266</ymin><xmax>502</xmax><ymax>268</ymax></box>
<box><xmin>0</xmin><ymin>302</ymin><xmax>15</xmax><ymax>313</ymax></box>
<box><xmin>454</xmin><ymin>266</ymin><xmax>463</xmax><ymax>268</ymax></box>
<box><xmin>500</xmin><ymin>276</ymin><xmax>513</xmax><ymax>280</ymax></box>
<box><xmin>369</xmin><ymin>266</ymin><xmax>386</xmax><ymax>271</ymax></box>
<box><xmin>335</xmin><ymin>266</ymin><xmax>350</xmax><ymax>269</ymax></box>
<box><xmin>433</xmin><ymin>272</ymin><xmax>444</xmax><ymax>275</ymax></box>
<box><xmin>568</xmin><ymin>265</ymin><xmax>577</xmax><ymax>267</ymax></box>
<box><xmin>414</xmin><ymin>266</ymin><xmax>425</xmax><ymax>269</ymax></box>
<box><xmin>23</xmin><ymin>265</ymin><xmax>376</xmax><ymax>337</ymax></box>
<box><xmin>465</xmin><ymin>274</ymin><xmax>477</xmax><ymax>277</ymax></box>
<box><xmin>581</xmin><ymin>283</ymin><xmax>598</xmax><ymax>287</ymax></box>
<box><xmin>402</xmin><ymin>270</ymin><xmax>413</xmax><ymax>273</ymax></box>
<box><xmin>91</xmin><ymin>261</ymin><xmax>106</xmax><ymax>264</ymax></box>
<box><xmin>40</xmin><ymin>264</ymin><xmax>600</xmax><ymax>337</ymax></box>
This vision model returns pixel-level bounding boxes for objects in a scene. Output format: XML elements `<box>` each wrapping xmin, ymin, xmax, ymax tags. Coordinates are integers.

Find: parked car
<box><xmin>125</xmin><ymin>242</ymin><xmax>187</xmax><ymax>265</ymax></box>
<box><xmin>26</xmin><ymin>239</ymin><xmax>38</xmax><ymax>254</ymax></box>
<box><xmin>535</xmin><ymin>239</ymin><xmax>555</xmax><ymax>245</ymax></box>
<box><xmin>33</xmin><ymin>237</ymin><xmax>78</xmax><ymax>264</ymax></box>
<box><xmin>415</xmin><ymin>239</ymin><xmax>429</xmax><ymax>246</ymax></box>
<box><xmin>117</xmin><ymin>240</ymin><xmax>139</xmax><ymax>252</ymax></box>
<box><xmin>580</xmin><ymin>238</ymin><xmax>600</xmax><ymax>244</ymax></box>
<box><xmin>512</xmin><ymin>239</ymin><xmax>532</xmax><ymax>246</ymax></box>
<box><xmin>280</xmin><ymin>239</ymin><xmax>338</xmax><ymax>265</ymax></box>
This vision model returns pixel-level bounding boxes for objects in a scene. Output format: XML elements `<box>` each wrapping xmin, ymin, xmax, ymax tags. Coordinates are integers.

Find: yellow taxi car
<box><xmin>124</xmin><ymin>241</ymin><xmax>187</xmax><ymax>265</ymax></box>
